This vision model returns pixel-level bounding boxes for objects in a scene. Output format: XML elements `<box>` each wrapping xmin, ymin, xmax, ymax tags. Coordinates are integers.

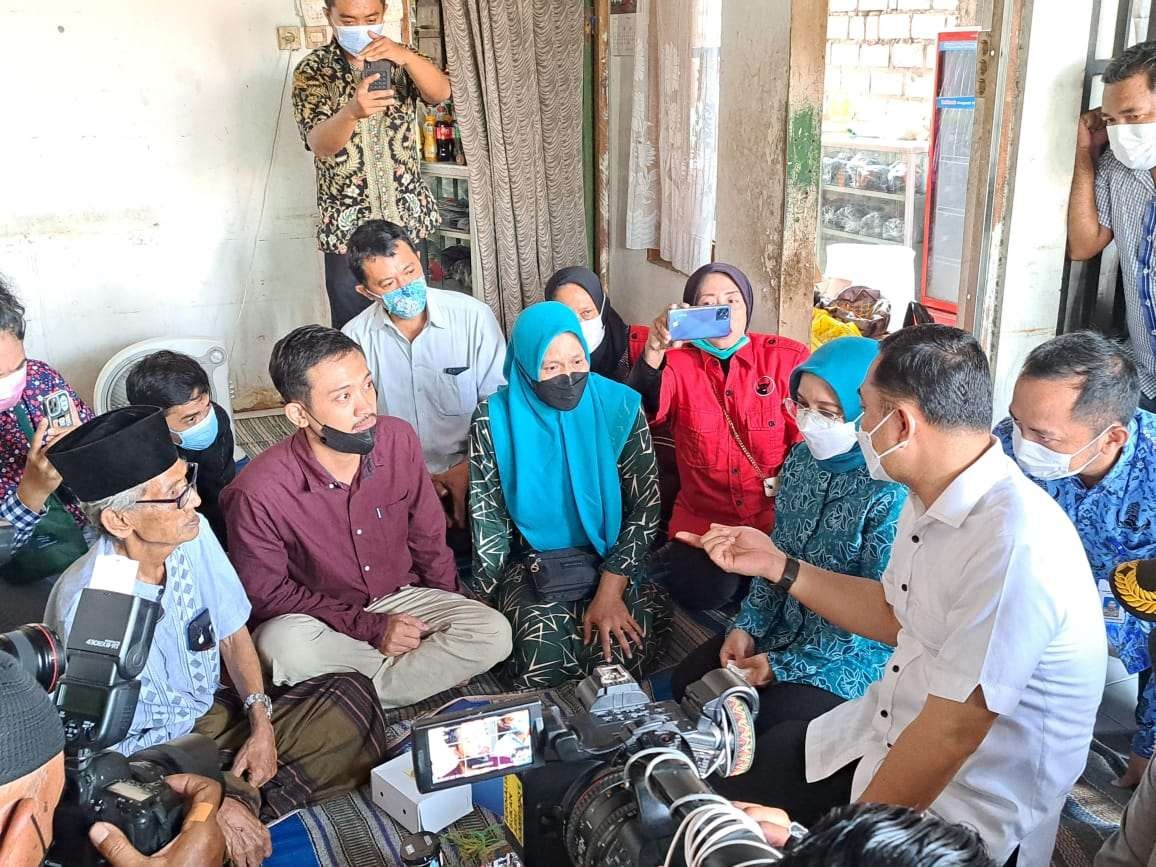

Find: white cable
<box><xmin>663</xmin><ymin>801</ymin><xmax>783</xmax><ymax>867</ymax></box>
<box><xmin>622</xmin><ymin>747</ymin><xmax>696</xmax><ymax>787</ymax></box>
<box><xmin>705</xmin><ymin>701</ymin><xmax>734</xmax><ymax>777</ymax></box>
<box><xmin>643</xmin><ymin>752</ymin><xmax>699</xmax><ymax>791</ymax></box>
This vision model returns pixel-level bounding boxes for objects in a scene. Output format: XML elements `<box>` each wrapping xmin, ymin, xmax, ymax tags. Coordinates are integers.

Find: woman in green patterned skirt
<box><xmin>467</xmin><ymin>302</ymin><xmax>670</xmax><ymax>689</ymax></box>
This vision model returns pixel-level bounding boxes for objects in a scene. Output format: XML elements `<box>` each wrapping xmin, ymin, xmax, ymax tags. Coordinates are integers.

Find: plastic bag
<box><xmin>825</xmin><ymin>285</ymin><xmax>892</xmax><ymax>339</ymax></box>
<box><xmin>811</xmin><ymin>306</ymin><xmax>862</xmax><ymax>351</ymax></box>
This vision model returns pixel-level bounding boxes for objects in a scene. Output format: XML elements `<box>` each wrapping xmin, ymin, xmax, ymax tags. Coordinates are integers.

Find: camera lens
<box><xmin>563</xmin><ymin>765</ymin><xmax>638</xmax><ymax>867</ymax></box>
<box><xmin>129</xmin><ymin>733</ymin><xmax>222</xmax><ymax>783</ymax></box>
<box><xmin>0</xmin><ymin>623</ymin><xmax>65</xmax><ymax>691</ymax></box>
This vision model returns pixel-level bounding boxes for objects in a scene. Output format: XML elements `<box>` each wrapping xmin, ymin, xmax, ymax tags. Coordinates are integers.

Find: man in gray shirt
<box><xmin>341</xmin><ymin>220</ymin><xmax>506</xmax><ymax>534</ymax></box>
<box><xmin>1068</xmin><ymin>41</ymin><xmax>1156</xmax><ymax>413</ymax></box>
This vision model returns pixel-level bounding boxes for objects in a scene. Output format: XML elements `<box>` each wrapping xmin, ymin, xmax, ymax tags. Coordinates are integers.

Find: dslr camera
<box><xmin>1</xmin><ymin>586</ymin><xmax>221</xmax><ymax>867</ymax></box>
<box><xmin>411</xmin><ymin>664</ymin><xmax>792</xmax><ymax>867</ymax></box>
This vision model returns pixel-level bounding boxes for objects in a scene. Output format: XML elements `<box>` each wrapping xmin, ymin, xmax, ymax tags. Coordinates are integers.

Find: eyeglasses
<box><xmin>782</xmin><ymin>398</ymin><xmax>843</xmax><ymax>423</ymax></box>
<box><xmin>136</xmin><ymin>463</ymin><xmax>199</xmax><ymax>509</ymax></box>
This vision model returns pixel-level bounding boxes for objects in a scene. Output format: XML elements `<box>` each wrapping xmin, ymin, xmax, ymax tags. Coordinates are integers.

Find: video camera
<box><xmin>411</xmin><ymin>664</ymin><xmax>798</xmax><ymax>867</ymax></box>
<box><xmin>1</xmin><ymin>585</ymin><xmax>221</xmax><ymax>867</ymax></box>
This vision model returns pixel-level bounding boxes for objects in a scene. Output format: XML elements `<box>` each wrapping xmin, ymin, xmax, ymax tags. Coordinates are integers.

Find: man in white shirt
<box><xmin>341</xmin><ymin>220</ymin><xmax>506</xmax><ymax>534</ymax></box>
<box><xmin>679</xmin><ymin>325</ymin><xmax>1107</xmax><ymax>867</ymax></box>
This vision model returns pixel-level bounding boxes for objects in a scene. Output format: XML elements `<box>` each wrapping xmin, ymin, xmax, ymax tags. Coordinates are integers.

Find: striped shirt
<box><xmin>1094</xmin><ymin>151</ymin><xmax>1156</xmax><ymax>398</ymax></box>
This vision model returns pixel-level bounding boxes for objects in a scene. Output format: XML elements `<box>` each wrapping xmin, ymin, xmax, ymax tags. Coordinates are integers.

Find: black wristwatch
<box><xmin>775</xmin><ymin>557</ymin><xmax>801</xmax><ymax>595</ymax></box>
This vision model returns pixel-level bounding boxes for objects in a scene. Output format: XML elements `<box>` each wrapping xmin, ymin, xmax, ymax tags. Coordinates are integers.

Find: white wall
<box><xmin>981</xmin><ymin>0</ymin><xmax>1094</xmax><ymax>420</ymax></box>
<box><xmin>0</xmin><ymin>2</ymin><xmax>380</xmax><ymax>410</ymax></box>
<box><xmin>607</xmin><ymin>14</ymin><xmax>686</xmax><ymax>328</ymax></box>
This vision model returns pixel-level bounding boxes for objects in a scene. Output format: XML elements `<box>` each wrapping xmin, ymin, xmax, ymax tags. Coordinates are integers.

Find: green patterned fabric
<box><xmin>468</xmin><ymin>403</ymin><xmax>670</xmax><ymax>688</ymax></box>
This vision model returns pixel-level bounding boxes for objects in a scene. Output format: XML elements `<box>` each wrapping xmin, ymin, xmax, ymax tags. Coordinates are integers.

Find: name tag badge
<box><xmin>444</xmin><ymin>366</ymin><xmax>469</xmax><ymax>376</ymax></box>
<box><xmin>1100</xmin><ymin>579</ymin><xmax>1127</xmax><ymax>625</ymax></box>
<box><xmin>187</xmin><ymin>608</ymin><xmax>217</xmax><ymax>652</ymax></box>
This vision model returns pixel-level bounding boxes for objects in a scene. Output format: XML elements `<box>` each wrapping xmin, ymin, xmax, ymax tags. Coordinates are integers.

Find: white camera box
<box><xmin>370</xmin><ymin>754</ymin><xmax>472</xmax><ymax>834</ymax></box>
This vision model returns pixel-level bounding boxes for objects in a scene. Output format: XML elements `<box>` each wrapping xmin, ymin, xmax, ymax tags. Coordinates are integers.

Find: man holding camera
<box><xmin>680</xmin><ymin>326</ymin><xmax>1106</xmax><ymax>867</ymax></box>
<box><xmin>42</xmin><ymin>407</ymin><xmax>390</xmax><ymax>867</ymax></box>
<box><xmin>0</xmin><ymin>654</ymin><xmax>225</xmax><ymax>866</ymax></box>
<box><xmin>294</xmin><ymin>0</ymin><xmax>452</xmax><ymax>329</ymax></box>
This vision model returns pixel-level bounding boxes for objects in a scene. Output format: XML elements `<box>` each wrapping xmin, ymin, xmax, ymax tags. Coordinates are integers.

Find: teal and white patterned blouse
<box><xmin>731</xmin><ymin>442</ymin><xmax>906</xmax><ymax>700</ymax></box>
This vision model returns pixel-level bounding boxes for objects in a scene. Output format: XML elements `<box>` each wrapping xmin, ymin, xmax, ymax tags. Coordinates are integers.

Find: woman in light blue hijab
<box><xmin>468</xmin><ymin>302</ymin><xmax>670</xmax><ymax>689</ymax></box>
<box><xmin>672</xmin><ymin>336</ymin><xmax>907</xmax><ymax>725</ymax></box>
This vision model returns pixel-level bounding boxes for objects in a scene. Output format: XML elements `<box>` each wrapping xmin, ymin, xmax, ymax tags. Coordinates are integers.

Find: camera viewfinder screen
<box><xmin>427</xmin><ymin>708</ymin><xmax>535</xmax><ymax>786</ymax></box>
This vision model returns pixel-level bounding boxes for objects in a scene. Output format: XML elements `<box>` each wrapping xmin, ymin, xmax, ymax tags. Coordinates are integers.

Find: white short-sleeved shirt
<box><xmin>342</xmin><ymin>287</ymin><xmax>507</xmax><ymax>474</ymax></box>
<box><xmin>805</xmin><ymin>441</ymin><xmax>1107</xmax><ymax>867</ymax></box>
<box><xmin>44</xmin><ymin>515</ymin><xmax>252</xmax><ymax>755</ymax></box>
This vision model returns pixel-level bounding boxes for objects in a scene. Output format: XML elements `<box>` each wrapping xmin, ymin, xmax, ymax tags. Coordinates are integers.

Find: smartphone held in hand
<box><xmin>364</xmin><ymin>59</ymin><xmax>395</xmax><ymax>92</ymax></box>
<box><xmin>42</xmin><ymin>389</ymin><xmax>73</xmax><ymax>428</ymax></box>
<box><xmin>667</xmin><ymin>305</ymin><xmax>732</xmax><ymax>342</ymax></box>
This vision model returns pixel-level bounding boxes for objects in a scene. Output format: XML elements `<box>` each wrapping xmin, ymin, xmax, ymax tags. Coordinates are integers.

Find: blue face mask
<box><xmin>381</xmin><ymin>277</ymin><xmax>429</xmax><ymax>320</ymax></box>
<box><xmin>174</xmin><ymin>406</ymin><xmax>220</xmax><ymax>452</ymax></box>
<box><xmin>334</xmin><ymin>24</ymin><xmax>384</xmax><ymax>56</ymax></box>
<box><xmin>692</xmin><ymin>335</ymin><xmax>750</xmax><ymax>361</ymax></box>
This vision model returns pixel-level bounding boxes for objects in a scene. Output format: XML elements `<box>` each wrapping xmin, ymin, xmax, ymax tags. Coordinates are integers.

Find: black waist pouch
<box><xmin>525</xmin><ymin>547</ymin><xmax>600</xmax><ymax>602</ymax></box>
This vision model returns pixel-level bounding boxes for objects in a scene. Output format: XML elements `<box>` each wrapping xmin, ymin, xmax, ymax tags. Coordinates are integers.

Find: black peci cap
<box><xmin>46</xmin><ymin>406</ymin><xmax>178</xmax><ymax>501</ymax></box>
<box><xmin>0</xmin><ymin>653</ymin><xmax>64</xmax><ymax>785</ymax></box>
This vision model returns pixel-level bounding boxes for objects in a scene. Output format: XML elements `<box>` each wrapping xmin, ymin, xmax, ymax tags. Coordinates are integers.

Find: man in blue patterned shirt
<box><xmin>996</xmin><ymin>332</ymin><xmax>1156</xmax><ymax>788</ymax></box>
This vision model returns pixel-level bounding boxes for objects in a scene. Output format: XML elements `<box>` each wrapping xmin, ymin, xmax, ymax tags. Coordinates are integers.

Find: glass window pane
<box><xmin>1130</xmin><ymin>0</ymin><xmax>1152</xmax><ymax>46</ymax></box>
<box><xmin>1097</xmin><ymin>0</ymin><xmax>1122</xmax><ymax>58</ymax></box>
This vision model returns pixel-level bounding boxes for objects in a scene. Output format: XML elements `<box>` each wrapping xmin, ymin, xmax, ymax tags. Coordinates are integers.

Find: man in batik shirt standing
<box><xmin>293</xmin><ymin>0</ymin><xmax>450</xmax><ymax>328</ymax></box>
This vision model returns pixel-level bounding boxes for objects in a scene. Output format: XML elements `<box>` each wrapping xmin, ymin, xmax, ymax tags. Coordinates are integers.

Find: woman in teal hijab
<box><xmin>671</xmin><ymin>336</ymin><xmax>907</xmax><ymax>724</ymax></box>
<box><xmin>468</xmin><ymin>302</ymin><xmax>670</xmax><ymax>689</ymax></box>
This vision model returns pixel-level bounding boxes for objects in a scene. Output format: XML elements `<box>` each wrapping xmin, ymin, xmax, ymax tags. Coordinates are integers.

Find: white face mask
<box><xmin>580</xmin><ymin>315</ymin><xmax>606</xmax><ymax>353</ymax></box>
<box><xmin>1108</xmin><ymin>122</ymin><xmax>1156</xmax><ymax>171</ymax></box>
<box><xmin>855</xmin><ymin>410</ymin><xmax>912</xmax><ymax>484</ymax></box>
<box><xmin>334</xmin><ymin>24</ymin><xmax>385</xmax><ymax>56</ymax></box>
<box><xmin>797</xmin><ymin>409</ymin><xmax>857</xmax><ymax>461</ymax></box>
<box><xmin>1011</xmin><ymin>423</ymin><xmax>1110</xmax><ymax>481</ymax></box>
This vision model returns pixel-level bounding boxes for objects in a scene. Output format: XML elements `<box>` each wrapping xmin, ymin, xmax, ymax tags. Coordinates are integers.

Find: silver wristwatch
<box><xmin>243</xmin><ymin>692</ymin><xmax>273</xmax><ymax>720</ymax></box>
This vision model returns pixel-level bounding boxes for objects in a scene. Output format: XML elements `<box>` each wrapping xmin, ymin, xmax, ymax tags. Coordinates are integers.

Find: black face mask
<box><xmin>532</xmin><ymin>372</ymin><xmax>589</xmax><ymax>411</ymax></box>
<box><xmin>306</xmin><ymin>410</ymin><xmax>376</xmax><ymax>455</ymax></box>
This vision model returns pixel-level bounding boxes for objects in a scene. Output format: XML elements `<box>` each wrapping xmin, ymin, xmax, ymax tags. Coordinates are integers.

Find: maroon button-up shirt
<box><xmin>220</xmin><ymin>417</ymin><xmax>457</xmax><ymax>645</ymax></box>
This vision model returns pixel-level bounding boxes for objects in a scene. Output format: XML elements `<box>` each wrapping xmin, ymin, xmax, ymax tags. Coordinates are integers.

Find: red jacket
<box><xmin>653</xmin><ymin>334</ymin><xmax>809</xmax><ymax>537</ymax></box>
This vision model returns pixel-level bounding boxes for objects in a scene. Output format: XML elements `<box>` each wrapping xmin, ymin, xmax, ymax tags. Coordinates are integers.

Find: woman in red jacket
<box><xmin>627</xmin><ymin>263</ymin><xmax>808</xmax><ymax>610</ymax></box>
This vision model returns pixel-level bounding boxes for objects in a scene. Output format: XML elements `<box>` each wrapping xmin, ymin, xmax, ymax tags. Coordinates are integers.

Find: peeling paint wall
<box><xmin>715</xmin><ymin>0</ymin><xmax>793</xmax><ymax>332</ymax></box>
<box><xmin>0</xmin><ymin>2</ymin><xmax>375</xmax><ymax>411</ymax></box>
<box><xmin>716</xmin><ymin>0</ymin><xmax>824</xmax><ymax>343</ymax></box>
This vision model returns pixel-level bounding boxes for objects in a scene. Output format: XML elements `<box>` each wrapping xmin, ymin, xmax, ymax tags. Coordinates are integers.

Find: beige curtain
<box><xmin>442</xmin><ymin>0</ymin><xmax>588</xmax><ymax>333</ymax></box>
<box><xmin>626</xmin><ymin>0</ymin><xmax>720</xmax><ymax>276</ymax></box>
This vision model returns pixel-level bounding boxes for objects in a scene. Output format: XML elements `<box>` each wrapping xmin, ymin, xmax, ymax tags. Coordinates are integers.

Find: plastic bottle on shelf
<box><xmin>453</xmin><ymin>121</ymin><xmax>465</xmax><ymax>166</ymax></box>
<box><xmin>422</xmin><ymin>113</ymin><xmax>437</xmax><ymax>163</ymax></box>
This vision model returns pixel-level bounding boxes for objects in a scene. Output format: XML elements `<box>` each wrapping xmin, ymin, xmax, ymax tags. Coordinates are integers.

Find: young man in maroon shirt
<box><xmin>221</xmin><ymin>326</ymin><xmax>511</xmax><ymax>708</ymax></box>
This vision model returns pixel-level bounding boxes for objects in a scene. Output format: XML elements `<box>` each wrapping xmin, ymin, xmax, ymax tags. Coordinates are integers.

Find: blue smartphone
<box><xmin>668</xmin><ymin>305</ymin><xmax>732</xmax><ymax>341</ymax></box>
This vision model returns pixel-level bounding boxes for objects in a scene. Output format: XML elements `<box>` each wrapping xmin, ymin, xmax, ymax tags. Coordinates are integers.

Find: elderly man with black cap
<box><xmin>42</xmin><ymin>406</ymin><xmax>390</xmax><ymax>867</ymax></box>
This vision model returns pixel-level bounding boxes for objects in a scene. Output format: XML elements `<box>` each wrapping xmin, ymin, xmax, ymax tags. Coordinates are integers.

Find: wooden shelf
<box><xmin>822</xmin><ymin>184</ymin><xmax>905</xmax><ymax>202</ymax></box>
<box><xmin>820</xmin><ymin>228</ymin><xmax>903</xmax><ymax>246</ymax></box>
<box><xmin>421</xmin><ymin>161</ymin><xmax>469</xmax><ymax>179</ymax></box>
